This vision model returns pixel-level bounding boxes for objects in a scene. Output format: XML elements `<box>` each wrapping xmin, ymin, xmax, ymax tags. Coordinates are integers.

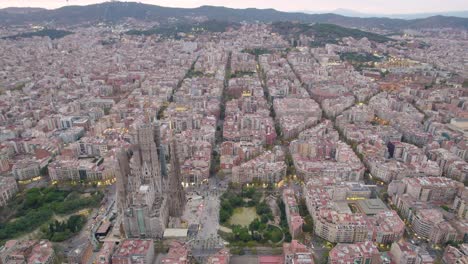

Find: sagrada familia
<box><xmin>115</xmin><ymin>122</ymin><xmax>186</xmax><ymax>238</ymax></box>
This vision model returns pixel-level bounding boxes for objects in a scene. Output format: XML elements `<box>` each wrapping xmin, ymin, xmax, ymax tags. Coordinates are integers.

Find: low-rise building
<box><xmin>368</xmin><ymin>210</ymin><xmax>405</xmax><ymax>244</ymax></box>
<box><xmin>442</xmin><ymin>245</ymin><xmax>468</xmax><ymax>264</ymax></box>
<box><xmin>0</xmin><ymin>176</ymin><xmax>18</xmax><ymax>207</ymax></box>
<box><xmin>304</xmin><ymin>179</ymin><xmax>405</xmax><ymax>244</ymax></box>
<box><xmin>329</xmin><ymin>241</ymin><xmax>380</xmax><ymax>264</ymax></box>
<box><xmin>48</xmin><ymin>157</ymin><xmax>114</xmax><ymax>182</ymax></box>
<box><xmin>453</xmin><ymin>188</ymin><xmax>468</xmax><ymax>221</ymax></box>
<box><xmin>77</xmin><ymin>137</ymin><xmax>109</xmax><ymax>158</ymax></box>
<box><xmin>68</xmin><ymin>240</ymin><xmax>93</xmax><ymax>264</ymax></box>
<box><xmin>160</xmin><ymin>241</ymin><xmax>190</xmax><ymax>264</ymax></box>
<box><xmin>412</xmin><ymin>209</ymin><xmax>458</xmax><ymax>244</ymax></box>
<box><xmin>11</xmin><ymin>159</ymin><xmax>40</xmax><ymax>181</ymax></box>
<box><xmin>283</xmin><ymin>240</ymin><xmax>313</xmax><ymax>264</ymax></box>
<box><xmin>112</xmin><ymin>239</ymin><xmax>155</xmax><ymax>264</ymax></box>
<box><xmin>58</xmin><ymin>126</ymin><xmax>85</xmax><ymax>143</ymax></box>
<box><xmin>389</xmin><ymin>241</ymin><xmax>434</xmax><ymax>264</ymax></box>
<box><xmin>95</xmin><ymin>241</ymin><xmax>116</xmax><ymax>264</ymax></box>
<box><xmin>231</xmin><ymin>146</ymin><xmax>286</xmax><ymax>184</ymax></box>
<box><xmin>0</xmin><ymin>240</ymin><xmax>55</xmax><ymax>264</ymax></box>
<box><xmin>282</xmin><ymin>189</ymin><xmax>304</xmax><ymax>239</ymax></box>
<box><xmin>273</xmin><ymin>98</ymin><xmax>321</xmax><ymax>139</ymax></box>
<box><xmin>291</xmin><ymin>121</ymin><xmax>364</xmax><ymax>182</ymax></box>
<box><xmin>206</xmin><ymin>248</ymin><xmax>230</xmax><ymax>264</ymax></box>
<box><xmin>403</xmin><ymin>177</ymin><xmax>463</xmax><ymax>203</ymax></box>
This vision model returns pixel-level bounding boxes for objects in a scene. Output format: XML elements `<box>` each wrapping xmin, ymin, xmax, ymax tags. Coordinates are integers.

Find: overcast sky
<box><xmin>1</xmin><ymin>0</ymin><xmax>468</xmax><ymax>14</ymax></box>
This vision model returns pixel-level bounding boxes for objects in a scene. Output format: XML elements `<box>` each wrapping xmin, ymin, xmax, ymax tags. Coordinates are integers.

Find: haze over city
<box><xmin>2</xmin><ymin>0</ymin><xmax>468</xmax><ymax>14</ymax></box>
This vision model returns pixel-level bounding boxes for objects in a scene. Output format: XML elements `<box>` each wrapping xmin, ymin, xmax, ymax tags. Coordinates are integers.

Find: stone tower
<box><xmin>168</xmin><ymin>138</ymin><xmax>186</xmax><ymax>217</ymax></box>
<box><xmin>117</xmin><ymin>123</ymin><xmax>169</xmax><ymax>239</ymax></box>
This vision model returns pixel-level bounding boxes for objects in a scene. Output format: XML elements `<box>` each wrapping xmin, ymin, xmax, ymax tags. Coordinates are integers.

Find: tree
<box><xmin>252</xmin><ymin>232</ymin><xmax>262</xmax><ymax>241</ymax></box>
<box><xmin>221</xmin><ymin>200</ymin><xmax>233</xmax><ymax>213</ymax></box>
<box><xmin>246</xmin><ymin>241</ymin><xmax>256</xmax><ymax>248</ymax></box>
<box><xmin>251</xmin><ymin>192</ymin><xmax>262</xmax><ymax>204</ymax></box>
<box><xmin>51</xmin><ymin>230</ymin><xmax>72</xmax><ymax>242</ymax></box>
<box><xmin>303</xmin><ymin>215</ymin><xmax>314</xmax><ymax>233</ymax></box>
<box><xmin>256</xmin><ymin>202</ymin><xmax>271</xmax><ymax>215</ymax></box>
<box><xmin>67</xmin><ymin>215</ymin><xmax>85</xmax><ymax>232</ymax></box>
<box><xmin>231</xmin><ymin>247</ymin><xmax>244</xmax><ymax>255</ymax></box>
<box><xmin>44</xmin><ymin>215</ymin><xmax>86</xmax><ymax>242</ymax></box>
<box><xmin>230</xmin><ymin>196</ymin><xmax>244</xmax><ymax>207</ymax></box>
<box><xmin>0</xmin><ymin>187</ymin><xmax>101</xmax><ymax>242</ymax></box>
<box><xmin>298</xmin><ymin>198</ymin><xmax>308</xmax><ymax>216</ymax></box>
<box><xmin>242</xmin><ymin>187</ymin><xmax>255</xmax><ymax>198</ymax></box>
<box><xmin>220</xmin><ymin>209</ymin><xmax>231</xmax><ymax>223</ymax></box>
<box><xmin>249</xmin><ymin>219</ymin><xmax>261</xmax><ymax>232</ymax></box>
<box><xmin>239</xmin><ymin>230</ymin><xmax>251</xmax><ymax>242</ymax></box>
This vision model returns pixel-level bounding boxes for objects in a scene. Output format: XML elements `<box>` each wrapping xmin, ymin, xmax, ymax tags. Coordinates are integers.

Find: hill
<box><xmin>272</xmin><ymin>22</ymin><xmax>393</xmax><ymax>47</ymax></box>
<box><xmin>0</xmin><ymin>2</ymin><xmax>467</xmax><ymax>30</ymax></box>
<box><xmin>302</xmin><ymin>8</ymin><xmax>468</xmax><ymax>19</ymax></box>
<box><xmin>126</xmin><ymin>20</ymin><xmax>240</xmax><ymax>37</ymax></box>
<box><xmin>2</xmin><ymin>29</ymin><xmax>73</xmax><ymax>40</ymax></box>
<box><xmin>0</xmin><ymin>7</ymin><xmax>45</xmax><ymax>14</ymax></box>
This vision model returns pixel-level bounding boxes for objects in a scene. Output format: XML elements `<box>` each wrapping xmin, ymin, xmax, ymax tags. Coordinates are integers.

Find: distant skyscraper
<box><xmin>168</xmin><ymin>138</ymin><xmax>186</xmax><ymax>217</ymax></box>
<box><xmin>116</xmin><ymin>123</ymin><xmax>169</xmax><ymax>239</ymax></box>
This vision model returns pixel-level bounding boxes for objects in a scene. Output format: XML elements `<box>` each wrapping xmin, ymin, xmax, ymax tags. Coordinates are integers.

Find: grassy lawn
<box><xmin>228</xmin><ymin>207</ymin><xmax>259</xmax><ymax>227</ymax></box>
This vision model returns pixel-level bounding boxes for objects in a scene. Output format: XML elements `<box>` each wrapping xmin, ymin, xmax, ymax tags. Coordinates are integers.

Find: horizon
<box><xmin>1</xmin><ymin>0</ymin><xmax>467</xmax><ymax>15</ymax></box>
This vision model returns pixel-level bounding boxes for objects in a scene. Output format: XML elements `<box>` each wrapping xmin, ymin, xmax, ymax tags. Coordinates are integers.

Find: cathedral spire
<box><xmin>117</xmin><ymin>123</ymin><xmax>169</xmax><ymax>239</ymax></box>
<box><xmin>168</xmin><ymin>137</ymin><xmax>186</xmax><ymax>217</ymax></box>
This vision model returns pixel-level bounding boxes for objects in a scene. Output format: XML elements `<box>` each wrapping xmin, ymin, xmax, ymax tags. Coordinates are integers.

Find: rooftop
<box><xmin>356</xmin><ymin>198</ymin><xmax>388</xmax><ymax>215</ymax></box>
<box><xmin>113</xmin><ymin>239</ymin><xmax>153</xmax><ymax>257</ymax></box>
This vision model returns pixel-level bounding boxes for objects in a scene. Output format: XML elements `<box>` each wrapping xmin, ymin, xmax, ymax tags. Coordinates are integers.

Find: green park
<box><xmin>0</xmin><ymin>186</ymin><xmax>103</xmax><ymax>244</ymax></box>
<box><xmin>218</xmin><ymin>186</ymin><xmax>291</xmax><ymax>252</ymax></box>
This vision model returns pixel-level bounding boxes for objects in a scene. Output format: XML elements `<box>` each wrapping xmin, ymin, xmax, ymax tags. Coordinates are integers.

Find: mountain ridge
<box><xmin>300</xmin><ymin>8</ymin><xmax>468</xmax><ymax>19</ymax></box>
<box><xmin>0</xmin><ymin>2</ymin><xmax>467</xmax><ymax>30</ymax></box>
